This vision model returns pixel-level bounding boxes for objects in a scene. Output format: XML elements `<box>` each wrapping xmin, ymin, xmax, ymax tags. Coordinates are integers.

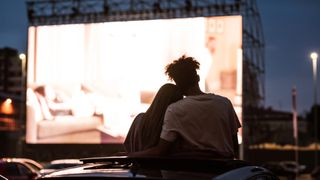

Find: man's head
<box><xmin>165</xmin><ymin>55</ymin><xmax>200</xmax><ymax>93</ymax></box>
<box><xmin>206</xmin><ymin>36</ymin><xmax>217</xmax><ymax>54</ymax></box>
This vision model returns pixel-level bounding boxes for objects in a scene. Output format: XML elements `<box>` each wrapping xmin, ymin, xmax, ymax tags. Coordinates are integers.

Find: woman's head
<box><xmin>34</xmin><ymin>85</ymin><xmax>56</xmax><ymax>101</ymax></box>
<box><xmin>34</xmin><ymin>86</ymin><xmax>46</xmax><ymax>97</ymax></box>
<box><xmin>147</xmin><ymin>83</ymin><xmax>183</xmax><ymax>115</ymax></box>
<box><xmin>142</xmin><ymin>83</ymin><xmax>183</xmax><ymax>148</ymax></box>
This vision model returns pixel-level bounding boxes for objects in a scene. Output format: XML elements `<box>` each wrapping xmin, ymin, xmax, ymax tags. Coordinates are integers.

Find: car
<box><xmin>263</xmin><ymin>161</ymin><xmax>307</xmax><ymax>179</ymax></box>
<box><xmin>1</xmin><ymin>157</ymin><xmax>43</xmax><ymax>172</ymax></box>
<box><xmin>39</xmin><ymin>159</ymin><xmax>82</xmax><ymax>176</ymax></box>
<box><xmin>0</xmin><ymin>158</ymin><xmax>40</xmax><ymax>180</ymax></box>
<box><xmin>38</xmin><ymin>156</ymin><xmax>279</xmax><ymax>180</ymax></box>
<box><xmin>0</xmin><ymin>175</ymin><xmax>8</xmax><ymax>180</ymax></box>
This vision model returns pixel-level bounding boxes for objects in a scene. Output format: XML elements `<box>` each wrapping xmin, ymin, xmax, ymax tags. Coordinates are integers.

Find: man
<box><xmin>131</xmin><ymin>55</ymin><xmax>241</xmax><ymax>159</ymax></box>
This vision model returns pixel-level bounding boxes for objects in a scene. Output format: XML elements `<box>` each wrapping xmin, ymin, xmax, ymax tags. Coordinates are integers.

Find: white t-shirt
<box><xmin>160</xmin><ymin>93</ymin><xmax>241</xmax><ymax>157</ymax></box>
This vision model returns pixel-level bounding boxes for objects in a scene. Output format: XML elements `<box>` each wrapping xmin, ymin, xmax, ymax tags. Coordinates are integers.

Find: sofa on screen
<box><xmin>26</xmin><ymin>83</ymin><xmax>105</xmax><ymax>144</ymax></box>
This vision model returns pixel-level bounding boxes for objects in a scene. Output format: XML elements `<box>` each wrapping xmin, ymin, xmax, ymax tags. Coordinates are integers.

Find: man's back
<box><xmin>161</xmin><ymin>93</ymin><xmax>240</xmax><ymax>158</ymax></box>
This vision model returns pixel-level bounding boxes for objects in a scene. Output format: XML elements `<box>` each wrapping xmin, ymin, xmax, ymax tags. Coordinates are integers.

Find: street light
<box><xmin>311</xmin><ymin>51</ymin><xmax>318</xmax><ymax>110</ymax></box>
<box><xmin>19</xmin><ymin>53</ymin><xmax>26</xmax><ymax>77</ymax></box>
<box><xmin>0</xmin><ymin>98</ymin><xmax>14</xmax><ymax>114</ymax></box>
<box><xmin>19</xmin><ymin>53</ymin><xmax>26</xmax><ymax>61</ymax></box>
<box><xmin>311</xmin><ymin>52</ymin><xmax>318</xmax><ymax>168</ymax></box>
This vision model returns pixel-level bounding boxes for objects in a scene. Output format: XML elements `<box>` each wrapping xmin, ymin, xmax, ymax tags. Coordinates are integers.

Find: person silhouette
<box><xmin>124</xmin><ymin>83</ymin><xmax>183</xmax><ymax>153</ymax></box>
<box><xmin>130</xmin><ymin>55</ymin><xmax>241</xmax><ymax>159</ymax></box>
<box><xmin>34</xmin><ymin>85</ymin><xmax>72</xmax><ymax>118</ymax></box>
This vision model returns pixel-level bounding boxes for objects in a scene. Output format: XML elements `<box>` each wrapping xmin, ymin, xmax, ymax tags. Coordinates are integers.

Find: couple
<box><xmin>124</xmin><ymin>55</ymin><xmax>241</xmax><ymax>159</ymax></box>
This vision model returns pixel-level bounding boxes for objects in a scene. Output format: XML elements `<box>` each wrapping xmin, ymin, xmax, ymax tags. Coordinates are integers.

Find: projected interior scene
<box><xmin>26</xmin><ymin>16</ymin><xmax>242</xmax><ymax>144</ymax></box>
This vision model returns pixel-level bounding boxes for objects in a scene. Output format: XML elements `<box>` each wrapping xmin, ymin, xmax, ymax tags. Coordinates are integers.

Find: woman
<box><xmin>34</xmin><ymin>85</ymin><xmax>72</xmax><ymax>117</ymax></box>
<box><xmin>124</xmin><ymin>83</ymin><xmax>183</xmax><ymax>153</ymax></box>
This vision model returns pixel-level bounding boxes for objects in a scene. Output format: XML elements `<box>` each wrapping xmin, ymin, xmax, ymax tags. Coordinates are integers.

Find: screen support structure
<box><xmin>26</xmin><ymin>0</ymin><xmax>265</xmax><ymax>160</ymax></box>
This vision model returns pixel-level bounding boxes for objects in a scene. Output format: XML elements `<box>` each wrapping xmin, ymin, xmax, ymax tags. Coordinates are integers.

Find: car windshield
<box><xmin>25</xmin><ymin>162</ymin><xmax>41</xmax><ymax>171</ymax></box>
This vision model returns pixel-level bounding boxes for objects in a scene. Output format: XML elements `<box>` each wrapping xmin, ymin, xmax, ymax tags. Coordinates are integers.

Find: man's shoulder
<box><xmin>165</xmin><ymin>98</ymin><xmax>191</xmax><ymax>114</ymax></box>
<box><xmin>195</xmin><ymin>94</ymin><xmax>233</xmax><ymax>109</ymax></box>
<box><xmin>167</xmin><ymin>94</ymin><xmax>231</xmax><ymax>109</ymax></box>
<box><xmin>167</xmin><ymin>99</ymin><xmax>184</xmax><ymax>109</ymax></box>
<box><xmin>204</xmin><ymin>93</ymin><xmax>230</xmax><ymax>103</ymax></box>
<box><xmin>190</xmin><ymin>93</ymin><xmax>230</xmax><ymax>103</ymax></box>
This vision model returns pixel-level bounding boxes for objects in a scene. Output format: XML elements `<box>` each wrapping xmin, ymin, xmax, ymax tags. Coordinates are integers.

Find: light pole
<box><xmin>18</xmin><ymin>53</ymin><xmax>26</xmax><ymax>157</ymax></box>
<box><xmin>19</xmin><ymin>53</ymin><xmax>26</xmax><ymax>113</ymax></box>
<box><xmin>311</xmin><ymin>52</ymin><xmax>318</xmax><ymax>168</ymax></box>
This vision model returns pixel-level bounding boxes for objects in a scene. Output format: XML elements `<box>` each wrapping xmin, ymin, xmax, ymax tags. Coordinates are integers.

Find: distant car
<box><xmin>1</xmin><ymin>158</ymin><xmax>43</xmax><ymax>172</ymax></box>
<box><xmin>263</xmin><ymin>161</ymin><xmax>306</xmax><ymax>179</ymax></box>
<box><xmin>38</xmin><ymin>156</ymin><xmax>279</xmax><ymax>180</ymax></box>
<box><xmin>39</xmin><ymin>159</ymin><xmax>82</xmax><ymax>176</ymax></box>
<box><xmin>0</xmin><ymin>158</ymin><xmax>40</xmax><ymax>180</ymax></box>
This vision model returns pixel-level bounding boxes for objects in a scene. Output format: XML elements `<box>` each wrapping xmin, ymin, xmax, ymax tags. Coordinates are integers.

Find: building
<box><xmin>0</xmin><ymin>47</ymin><xmax>25</xmax><ymax>156</ymax></box>
<box><xmin>244</xmin><ymin>107</ymin><xmax>309</xmax><ymax>146</ymax></box>
<box><xmin>0</xmin><ymin>47</ymin><xmax>24</xmax><ymax>96</ymax></box>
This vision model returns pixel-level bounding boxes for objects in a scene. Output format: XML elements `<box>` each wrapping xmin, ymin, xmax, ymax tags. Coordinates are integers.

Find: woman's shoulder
<box><xmin>130</xmin><ymin>113</ymin><xmax>145</xmax><ymax>126</ymax></box>
<box><xmin>134</xmin><ymin>113</ymin><xmax>145</xmax><ymax>120</ymax></box>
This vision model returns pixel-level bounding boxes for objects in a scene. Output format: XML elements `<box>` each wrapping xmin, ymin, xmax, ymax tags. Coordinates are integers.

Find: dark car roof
<box><xmin>81</xmin><ymin>156</ymin><xmax>251</xmax><ymax>173</ymax></box>
<box><xmin>39</xmin><ymin>156</ymin><xmax>258</xmax><ymax>180</ymax></box>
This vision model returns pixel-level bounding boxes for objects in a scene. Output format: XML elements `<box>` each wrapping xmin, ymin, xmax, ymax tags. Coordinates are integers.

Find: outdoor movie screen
<box><xmin>26</xmin><ymin>15</ymin><xmax>242</xmax><ymax>144</ymax></box>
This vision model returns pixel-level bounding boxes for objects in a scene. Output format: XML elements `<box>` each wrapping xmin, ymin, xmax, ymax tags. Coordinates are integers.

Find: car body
<box><xmin>263</xmin><ymin>161</ymin><xmax>307</xmax><ymax>179</ymax></box>
<box><xmin>0</xmin><ymin>158</ymin><xmax>40</xmax><ymax>180</ymax></box>
<box><xmin>39</xmin><ymin>159</ymin><xmax>82</xmax><ymax>176</ymax></box>
<box><xmin>38</xmin><ymin>156</ymin><xmax>279</xmax><ymax>180</ymax></box>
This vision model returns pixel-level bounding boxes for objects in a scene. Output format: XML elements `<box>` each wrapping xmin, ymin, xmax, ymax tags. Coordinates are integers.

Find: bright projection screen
<box><xmin>26</xmin><ymin>15</ymin><xmax>242</xmax><ymax>144</ymax></box>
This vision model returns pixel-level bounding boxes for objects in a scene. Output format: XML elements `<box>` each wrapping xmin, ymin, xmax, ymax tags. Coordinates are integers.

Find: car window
<box><xmin>1</xmin><ymin>163</ymin><xmax>19</xmax><ymax>176</ymax></box>
<box><xmin>17</xmin><ymin>163</ymin><xmax>32</xmax><ymax>176</ymax></box>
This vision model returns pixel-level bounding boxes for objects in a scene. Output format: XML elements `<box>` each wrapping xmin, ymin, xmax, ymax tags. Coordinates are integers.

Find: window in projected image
<box><xmin>26</xmin><ymin>16</ymin><xmax>242</xmax><ymax>144</ymax></box>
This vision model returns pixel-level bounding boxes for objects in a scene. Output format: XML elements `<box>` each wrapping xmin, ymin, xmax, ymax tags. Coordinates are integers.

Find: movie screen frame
<box><xmin>26</xmin><ymin>15</ymin><xmax>243</xmax><ymax>144</ymax></box>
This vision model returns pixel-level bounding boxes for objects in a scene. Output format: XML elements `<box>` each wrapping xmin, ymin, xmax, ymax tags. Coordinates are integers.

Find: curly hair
<box><xmin>165</xmin><ymin>55</ymin><xmax>200</xmax><ymax>92</ymax></box>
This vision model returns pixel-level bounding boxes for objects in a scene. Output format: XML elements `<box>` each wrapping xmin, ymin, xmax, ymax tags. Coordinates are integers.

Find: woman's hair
<box><xmin>165</xmin><ymin>55</ymin><xmax>200</xmax><ymax>92</ymax></box>
<box><xmin>141</xmin><ymin>83</ymin><xmax>183</xmax><ymax>149</ymax></box>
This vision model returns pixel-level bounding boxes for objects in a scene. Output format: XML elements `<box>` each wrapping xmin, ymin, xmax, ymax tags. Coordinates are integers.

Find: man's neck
<box><xmin>184</xmin><ymin>85</ymin><xmax>205</xmax><ymax>96</ymax></box>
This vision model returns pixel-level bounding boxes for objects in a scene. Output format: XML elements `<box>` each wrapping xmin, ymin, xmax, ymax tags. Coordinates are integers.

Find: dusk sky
<box><xmin>0</xmin><ymin>0</ymin><xmax>319</xmax><ymax>114</ymax></box>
